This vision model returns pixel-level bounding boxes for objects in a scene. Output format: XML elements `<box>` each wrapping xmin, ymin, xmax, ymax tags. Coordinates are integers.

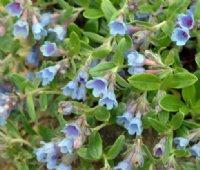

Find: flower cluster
<box><xmin>35</xmin><ymin>121</ymin><xmax>85</xmax><ymax>169</ymax></box>
<box><xmin>0</xmin><ymin>93</ymin><xmax>17</xmax><ymax>125</ymax></box>
<box><xmin>171</xmin><ymin>11</ymin><xmax>194</xmax><ymax>46</ymax></box>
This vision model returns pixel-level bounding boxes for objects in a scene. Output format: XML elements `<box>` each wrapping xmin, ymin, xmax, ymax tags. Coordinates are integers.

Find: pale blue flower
<box><xmin>189</xmin><ymin>144</ymin><xmax>200</xmax><ymax>158</ymax></box>
<box><xmin>62</xmin><ymin>123</ymin><xmax>81</xmax><ymax>140</ymax></box>
<box><xmin>55</xmin><ymin>163</ymin><xmax>72</xmax><ymax>170</ymax></box>
<box><xmin>127</xmin><ymin>117</ymin><xmax>142</xmax><ymax>136</ymax></box>
<box><xmin>108</xmin><ymin>20</ymin><xmax>127</xmax><ymax>36</ymax></box>
<box><xmin>99</xmin><ymin>91</ymin><xmax>118</xmax><ymax>110</ymax></box>
<box><xmin>48</xmin><ymin>25</ymin><xmax>67</xmax><ymax>41</ymax></box>
<box><xmin>86</xmin><ymin>77</ymin><xmax>108</xmax><ymax>97</ymax></box>
<box><xmin>174</xmin><ymin>137</ymin><xmax>189</xmax><ymax>150</ymax></box>
<box><xmin>13</xmin><ymin>20</ymin><xmax>29</xmax><ymax>38</ymax></box>
<box><xmin>25</xmin><ymin>43</ymin><xmax>39</xmax><ymax>66</ymax></box>
<box><xmin>0</xmin><ymin>107</ymin><xmax>9</xmax><ymax>125</ymax></box>
<box><xmin>171</xmin><ymin>27</ymin><xmax>190</xmax><ymax>46</ymax></box>
<box><xmin>117</xmin><ymin>111</ymin><xmax>133</xmax><ymax>129</ymax></box>
<box><xmin>114</xmin><ymin>160</ymin><xmax>132</xmax><ymax>170</ymax></box>
<box><xmin>128</xmin><ymin>66</ymin><xmax>145</xmax><ymax>75</ymax></box>
<box><xmin>40</xmin><ymin>41</ymin><xmax>59</xmax><ymax>57</ymax></box>
<box><xmin>32</xmin><ymin>23</ymin><xmax>47</xmax><ymax>40</ymax></box>
<box><xmin>178</xmin><ymin>11</ymin><xmax>194</xmax><ymax>30</ymax></box>
<box><xmin>6</xmin><ymin>2</ymin><xmax>23</xmax><ymax>17</ymax></box>
<box><xmin>62</xmin><ymin>80</ymin><xmax>78</xmax><ymax>99</ymax></box>
<box><xmin>40</xmin><ymin>13</ymin><xmax>51</xmax><ymax>27</ymax></box>
<box><xmin>36</xmin><ymin>66</ymin><xmax>59</xmax><ymax>86</ymax></box>
<box><xmin>127</xmin><ymin>50</ymin><xmax>145</xmax><ymax>67</ymax></box>
<box><xmin>77</xmin><ymin>71</ymin><xmax>88</xmax><ymax>84</ymax></box>
<box><xmin>58</xmin><ymin>138</ymin><xmax>73</xmax><ymax>154</ymax></box>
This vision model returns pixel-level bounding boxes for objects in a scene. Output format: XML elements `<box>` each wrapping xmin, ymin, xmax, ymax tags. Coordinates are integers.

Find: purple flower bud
<box><xmin>171</xmin><ymin>27</ymin><xmax>190</xmax><ymax>46</ymax></box>
<box><xmin>58</xmin><ymin>138</ymin><xmax>73</xmax><ymax>154</ymax></box>
<box><xmin>99</xmin><ymin>90</ymin><xmax>118</xmax><ymax>110</ymax></box>
<box><xmin>108</xmin><ymin>20</ymin><xmax>127</xmax><ymax>36</ymax></box>
<box><xmin>128</xmin><ymin>67</ymin><xmax>145</xmax><ymax>75</ymax></box>
<box><xmin>13</xmin><ymin>20</ymin><xmax>29</xmax><ymax>38</ymax></box>
<box><xmin>177</xmin><ymin>12</ymin><xmax>194</xmax><ymax>30</ymax></box>
<box><xmin>40</xmin><ymin>13</ymin><xmax>51</xmax><ymax>27</ymax></box>
<box><xmin>153</xmin><ymin>140</ymin><xmax>165</xmax><ymax>157</ymax></box>
<box><xmin>25</xmin><ymin>43</ymin><xmax>39</xmax><ymax>66</ymax></box>
<box><xmin>48</xmin><ymin>25</ymin><xmax>67</xmax><ymax>41</ymax></box>
<box><xmin>36</xmin><ymin>65</ymin><xmax>59</xmax><ymax>86</ymax></box>
<box><xmin>117</xmin><ymin>111</ymin><xmax>133</xmax><ymax>129</ymax></box>
<box><xmin>189</xmin><ymin>144</ymin><xmax>200</xmax><ymax>157</ymax></box>
<box><xmin>174</xmin><ymin>137</ymin><xmax>189</xmax><ymax>150</ymax></box>
<box><xmin>86</xmin><ymin>77</ymin><xmax>108</xmax><ymax>97</ymax></box>
<box><xmin>62</xmin><ymin>123</ymin><xmax>81</xmax><ymax>140</ymax></box>
<box><xmin>24</xmin><ymin>72</ymin><xmax>35</xmax><ymax>82</ymax></box>
<box><xmin>114</xmin><ymin>160</ymin><xmax>132</xmax><ymax>170</ymax></box>
<box><xmin>55</xmin><ymin>163</ymin><xmax>72</xmax><ymax>170</ymax></box>
<box><xmin>127</xmin><ymin>50</ymin><xmax>145</xmax><ymax>67</ymax></box>
<box><xmin>127</xmin><ymin>117</ymin><xmax>142</xmax><ymax>136</ymax></box>
<box><xmin>77</xmin><ymin>71</ymin><xmax>88</xmax><ymax>84</ymax></box>
<box><xmin>6</xmin><ymin>2</ymin><xmax>23</xmax><ymax>17</ymax></box>
<box><xmin>32</xmin><ymin>23</ymin><xmax>47</xmax><ymax>40</ymax></box>
<box><xmin>40</xmin><ymin>41</ymin><xmax>59</xmax><ymax>57</ymax></box>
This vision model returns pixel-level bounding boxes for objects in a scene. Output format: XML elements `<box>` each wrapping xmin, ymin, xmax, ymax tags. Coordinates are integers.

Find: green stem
<box><xmin>91</xmin><ymin>123</ymin><xmax>109</xmax><ymax>131</ymax></box>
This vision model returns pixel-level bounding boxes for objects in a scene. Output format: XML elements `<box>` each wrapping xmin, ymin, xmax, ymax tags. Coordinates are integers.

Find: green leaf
<box><xmin>173</xmin><ymin>150</ymin><xmax>190</xmax><ymax>157</ymax></box>
<box><xmin>170</xmin><ymin>112</ymin><xmax>184</xmax><ymax>130</ymax></box>
<box><xmin>128</xmin><ymin>73</ymin><xmax>161</xmax><ymax>91</ymax></box>
<box><xmin>83</xmin><ymin>32</ymin><xmax>105</xmax><ymax>43</ymax></box>
<box><xmin>163</xmin><ymin>72</ymin><xmax>198</xmax><ymax>89</ymax></box>
<box><xmin>26</xmin><ymin>94</ymin><xmax>37</xmax><ymax>121</ymax></box>
<box><xmin>60</xmin><ymin>8</ymin><xmax>73</xmax><ymax>24</ymax></box>
<box><xmin>101</xmin><ymin>0</ymin><xmax>117</xmax><ymax>21</ymax></box>
<box><xmin>83</xmin><ymin>9</ymin><xmax>104</xmax><ymax>19</ymax></box>
<box><xmin>92</xmin><ymin>47</ymin><xmax>111</xmax><ymax>60</ymax></box>
<box><xmin>74</xmin><ymin>0</ymin><xmax>89</xmax><ymax>7</ymax></box>
<box><xmin>195</xmin><ymin>52</ymin><xmax>200</xmax><ymax>68</ymax></box>
<box><xmin>148</xmin><ymin>117</ymin><xmax>168</xmax><ymax>134</ymax></box>
<box><xmin>182</xmin><ymin>85</ymin><xmax>196</xmax><ymax>104</ymax></box>
<box><xmin>191</xmin><ymin>100</ymin><xmax>200</xmax><ymax>114</ymax></box>
<box><xmin>158</xmin><ymin>111</ymin><xmax>169</xmax><ymax>124</ymax></box>
<box><xmin>116</xmin><ymin>74</ymin><xmax>131</xmax><ymax>88</ymax></box>
<box><xmin>159</xmin><ymin>94</ymin><xmax>185</xmax><ymax>112</ymax></box>
<box><xmin>88</xmin><ymin>131</ymin><xmax>103</xmax><ymax>160</ymax></box>
<box><xmin>69</xmin><ymin>31</ymin><xmax>80</xmax><ymax>55</ymax></box>
<box><xmin>106</xmin><ymin>135</ymin><xmax>125</xmax><ymax>160</ymax></box>
<box><xmin>162</xmin><ymin>133</ymin><xmax>173</xmax><ymax>163</ymax></box>
<box><xmin>92</xmin><ymin>106</ymin><xmax>110</xmax><ymax>122</ymax></box>
<box><xmin>38</xmin><ymin>126</ymin><xmax>55</xmax><ymax>141</ymax></box>
<box><xmin>114</xmin><ymin>37</ymin><xmax>132</xmax><ymax>66</ymax></box>
<box><xmin>77</xmin><ymin>147</ymin><xmax>94</xmax><ymax>160</ymax></box>
<box><xmin>89</xmin><ymin>62</ymin><xmax>115</xmax><ymax>77</ymax></box>
<box><xmin>39</xmin><ymin>92</ymin><xmax>48</xmax><ymax>111</ymax></box>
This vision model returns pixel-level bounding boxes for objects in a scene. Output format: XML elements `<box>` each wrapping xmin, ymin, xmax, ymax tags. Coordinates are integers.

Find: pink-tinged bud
<box><xmin>32</xmin><ymin>15</ymin><xmax>38</xmax><ymax>24</ymax></box>
<box><xmin>21</xmin><ymin>8</ymin><xmax>28</xmax><ymax>20</ymax></box>
<box><xmin>144</xmin><ymin>59</ymin><xmax>157</xmax><ymax>66</ymax></box>
<box><xmin>145</xmin><ymin>70</ymin><xmax>160</xmax><ymax>74</ymax></box>
<box><xmin>73</xmin><ymin>135</ymin><xmax>83</xmax><ymax>149</ymax></box>
<box><xmin>0</xmin><ymin>26</ymin><xmax>6</xmax><ymax>37</ymax></box>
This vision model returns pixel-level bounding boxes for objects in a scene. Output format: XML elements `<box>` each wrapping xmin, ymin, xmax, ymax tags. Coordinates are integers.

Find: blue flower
<box><xmin>86</xmin><ymin>77</ymin><xmax>108</xmax><ymax>97</ymax></box>
<box><xmin>58</xmin><ymin>138</ymin><xmax>73</xmax><ymax>154</ymax></box>
<box><xmin>24</xmin><ymin>72</ymin><xmax>35</xmax><ymax>82</ymax></box>
<box><xmin>34</xmin><ymin>141</ymin><xmax>59</xmax><ymax>169</ymax></box>
<box><xmin>114</xmin><ymin>160</ymin><xmax>132</xmax><ymax>170</ymax></box>
<box><xmin>108</xmin><ymin>20</ymin><xmax>127</xmax><ymax>36</ymax></box>
<box><xmin>178</xmin><ymin>12</ymin><xmax>194</xmax><ymax>30</ymax></box>
<box><xmin>0</xmin><ymin>107</ymin><xmax>9</xmax><ymax>125</ymax></box>
<box><xmin>127</xmin><ymin>51</ymin><xmax>145</xmax><ymax>67</ymax></box>
<box><xmin>76</xmin><ymin>83</ymin><xmax>86</xmax><ymax>101</ymax></box>
<box><xmin>36</xmin><ymin>66</ymin><xmax>59</xmax><ymax>86</ymax></box>
<box><xmin>171</xmin><ymin>27</ymin><xmax>190</xmax><ymax>46</ymax></box>
<box><xmin>153</xmin><ymin>140</ymin><xmax>165</xmax><ymax>157</ymax></box>
<box><xmin>99</xmin><ymin>90</ymin><xmax>118</xmax><ymax>110</ymax></box>
<box><xmin>25</xmin><ymin>43</ymin><xmax>39</xmax><ymax>66</ymax></box>
<box><xmin>117</xmin><ymin>111</ymin><xmax>133</xmax><ymax>129</ymax></box>
<box><xmin>189</xmin><ymin>144</ymin><xmax>200</xmax><ymax>158</ymax></box>
<box><xmin>40</xmin><ymin>13</ymin><xmax>51</xmax><ymax>27</ymax></box>
<box><xmin>32</xmin><ymin>23</ymin><xmax>47</xmax><ymax>40</ymax></box>
<box><xmin>40</xmin><ymin>41</ymin><xmax>59</xmax><ymax>57</ymax></box>
<box><xmin>77</xmin><ymin>71</ymin><xmax>89</xmax><ymax>84</ymax></box>
<box><xmin>127</xmin><ymin>117</ymin><xmax>142</xmax><ymax>136</ymax></box>
<box><xmin>62</xmin><ymin>123</ymin><xmax>81</xmax><ymax>140</ymax></box>
<box><xmin>58</xmin><ymin>101</ymin><xmax>74</xmax><ymax>115</ymax></box>
<box><xmin>48</xmin><ymin>25</ymin><xmax>67</xmax><ymax>41</ymax></box>
<box><xmin>13</xmin><ymin>20</ymin><xmax>29</xmax><ymax>38</ymax></box>
<box><xmin>128</xmin><ymin>67</ymin><xmax>145</xmax><ymax>75</ymax></box>
<box><xmin>174</xmin><ymin>137</ymin><xmax>189</xmax><ymax>150</ymax></box>
<box><xmin>62</xmin><ymin>80</ymin><xmax>78</xmax><ymax>99</ymax></box>
<box><xmin>55</xmin><ymin>163</ymin><xmax>72</xmax><ymax>170</ymax></box>
<box><xmin>6</xmin><ymin>2</ymin><xmax>23</xmax><ymax>17</ymax></box>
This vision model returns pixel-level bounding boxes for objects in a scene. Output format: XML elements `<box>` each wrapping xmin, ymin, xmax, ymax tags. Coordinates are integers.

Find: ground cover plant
<box><xmin>0</xmin><ymin>0</ymin><xmax>200</xmax><ymax>169</ymax></box>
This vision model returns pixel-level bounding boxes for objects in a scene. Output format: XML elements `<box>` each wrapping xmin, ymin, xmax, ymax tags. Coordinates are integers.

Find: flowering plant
<box><xmin>0</xmin><ymin>0</ymin><xmax>200</xmax><ymax>170</ymax></box>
